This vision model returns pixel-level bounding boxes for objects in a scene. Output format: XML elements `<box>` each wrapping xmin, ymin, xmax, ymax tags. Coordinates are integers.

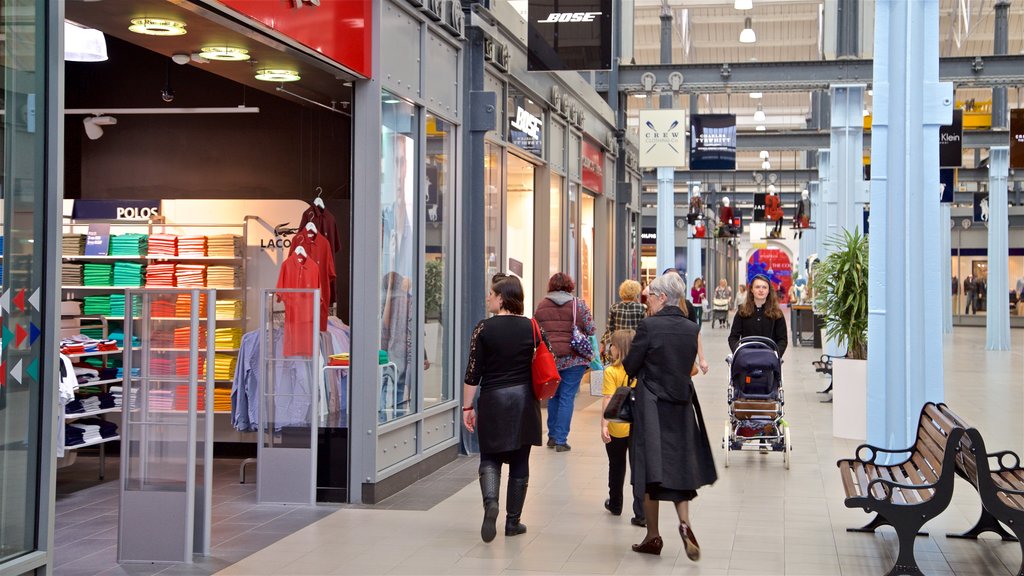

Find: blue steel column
<box><xmin>986</xmin><ymin>146</ymin><xmax>1011</xmax><ymax>350</ymax></box>
<box><xmin>941</xmin><ymin>203</ymin><xmax>953</xmax><ymax>333</ymax></box>
<box><xmin>657</xmin><ymin>168</ymin><xmax>675</xmax><ymax>274</ymax></box>
<box><xmin>688</xmin><ymin>184</ymin><xmax>702</xmax><ymax>283</ymax></box>
<box><xmin>829</xmin><ymin>85</ymin><xmax>867</xmax><ymax>237</ymax></box>
<box><xmin>867</xmin><ymin>0</ymin><xmax>952</xmax><ymax>450</ymax></box>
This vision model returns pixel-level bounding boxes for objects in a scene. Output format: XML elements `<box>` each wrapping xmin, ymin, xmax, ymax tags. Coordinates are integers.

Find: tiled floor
<box><xmin>210</xmin><ymin>325</ymin><xmax>1024</xmax><ymax>576</ymax></box>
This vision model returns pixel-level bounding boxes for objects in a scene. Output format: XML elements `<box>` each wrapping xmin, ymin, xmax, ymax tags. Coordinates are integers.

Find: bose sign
<box><xmin>528</xmin><ymin>0</ymin><xmax>612</xmax><ymax>72</ymax></box>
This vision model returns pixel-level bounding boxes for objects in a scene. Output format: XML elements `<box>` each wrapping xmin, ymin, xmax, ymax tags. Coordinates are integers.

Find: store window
<box><xmin>507</xmin><ymin>155</ymin><xmax>536</xmax><ymax>311</ymax></box>
<box><xmin>567</xmin><ymin>182</ymin><xmax>579</xmax><ymax>288</ymax></box>
<box><xmin>549</xmin><ymin>175</ymin><xmax>563</xmax><ymax>280</ymax></box>
<box><xmin>1</xmin><ymin>0</ymin><xmax>46</xmax><ymax>562</ymax></box>
<box><xmin>424</xmin><ymin>114</ymin><xmax>453</xmax><ymax>408</ymax></box>
<box><xmin>380</xmin><ymin>92</ymin><xmax>418</xmax><ymax>423</ymax></box>
<box><xmin>580</xmin><ymin>194</ymin><xmax>595</xmax><ymax>308</ymax></box>
<box><xmin>484</xmin><ymin>143</ymin><xmax>502</xmax><ymax>283</ymax></box>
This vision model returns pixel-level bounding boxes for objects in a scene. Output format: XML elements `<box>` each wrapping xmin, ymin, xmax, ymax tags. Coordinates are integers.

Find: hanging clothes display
<box><xmin>231</xmin><ymin>327</ymin><xmax>316</xmax><ymax>432</ymax></box>
<box><xmin>288</xmin><ymin>228</ymin><xmax>336</xmax><ymax>330</ymax></box>
<box><xmin>275</xmin><ymin>251</ymin><xmax>321</xmax><ymax>357</ymax></box>
<box><xmin>297</xmin><ymin>203</ymin><xmax>342</xmax><ymax>254</ymax></box>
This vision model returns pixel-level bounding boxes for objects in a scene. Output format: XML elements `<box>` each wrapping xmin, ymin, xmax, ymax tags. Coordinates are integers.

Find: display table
<box><xmin>790</xmin><ymin>305</ymin><xmax>815</xmax><ymax>347</ymax></box>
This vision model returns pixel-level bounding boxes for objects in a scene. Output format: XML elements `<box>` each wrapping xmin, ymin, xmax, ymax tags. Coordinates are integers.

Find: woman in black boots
<box><xmin>463</xmin><ymin>274</ymin><xmax>547</xmax><ymax>542</ymax></box>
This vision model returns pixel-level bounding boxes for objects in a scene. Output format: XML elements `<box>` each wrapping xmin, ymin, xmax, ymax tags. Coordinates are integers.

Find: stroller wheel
<box><xmin>722</xmin><ymin>422</ymin><xmax>731</xmax><ymax>468</ymax></box>
<box><xmin>783</xmin><ymin>425</ymin><xmax>792</xmax><ymax>470</ymax></box>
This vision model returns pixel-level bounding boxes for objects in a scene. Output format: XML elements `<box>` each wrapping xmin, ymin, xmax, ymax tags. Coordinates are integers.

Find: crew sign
<box><xmin>638</xmin><ymin>110</ymin><xmax>686</xmax><ymax>168</ymax></box>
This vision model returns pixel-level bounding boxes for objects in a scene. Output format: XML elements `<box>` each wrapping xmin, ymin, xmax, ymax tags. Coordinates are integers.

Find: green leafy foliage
<box><xmin>812</xmin><ymin>229</ymin><xmax>869</xmax><ymax>360</ymax></box>
<box><xmin>425</xmin><ymin>258</ymin><xmax>444</xmax><ymax>320</ymax></box>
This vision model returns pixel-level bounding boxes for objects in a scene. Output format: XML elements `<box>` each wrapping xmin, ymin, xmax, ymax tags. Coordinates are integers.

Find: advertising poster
<box><xmin>689</xmin><ymin>114</ymin><xmax>737</xmax><ymax>170</ymax></box>
<box><xmin>752</xmin><ymin>192</ymin><xmax>767</xmax><ymax>222</ymax></box>
<box><xmin>940</xmin><ymin>168</ymin><xmax>956</xmax><ymax>203</ymax></box>
<box><xmin>638</xmin><ymin>110</ymin><xmax>687</xmax><ymax>168</ymax></box>
<box><xmin>1011</xmin><ymin>109</ymin><xmax>1024</xmax><ymax>169</ymax></box>
<box><xmin>581</xmin><ymin>139</ymin><xmax>604</xmax><ymax>194</ymax></box>
<box><xmin>746</xmin><ymin>248</ymin><xmax>793</xmax><ymax>304</ymax></box>
<box><xmin>939</xmin><ymin>109</ymin><xmax>963</xmax><ymax>167</ymax></box>
<box><xmin>527</xmin><ymin>0</ymin><xmax>612</xmax><ymax>71</ymax></box>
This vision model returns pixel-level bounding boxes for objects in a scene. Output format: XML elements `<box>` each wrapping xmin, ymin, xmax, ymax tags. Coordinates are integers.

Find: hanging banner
<box><xmin>507</xmin><ymin>89</ymin><xmax>544</xmax><ymax>157</ymax></box>
<box><xmin>940</xmin><ymin>168</ymin><xmax>956</xmax><ymax>203</ymax></box>
<box><xmin>940</xmin><ymin>109</ymin><xmax>963</xmax><ymax>167</ymax></box>
<box><xmin>581</xmin><ymin>139</ymin><xmax>604</xmax><ymax>194</ymax></box>
<box><xmin>1011</xmin><ymin>108</ymin><xmax>1024</xmax><ymax>169</ymax></box>
<box><xmin>527</xmin><ymin>0</ymin><xmax>612</xmax><ymax>71</ymax></box>
<box><xmin>638</xmin><ymin>110</ymin><xmax>686</xmax><ymax>168</ymax></box>
<box><xmin>689</xmin><ymin>114</ymin><xmax>736</xmax><ymax>170</ymax></box>
<box><xmin>752</xmin><ymin>192</ymin><xmax>767</xmax><ymax>222</ymax></box>
<box><xmin>974</xmin><ymin>192</ymin><xmax>989</xmax><ymax>223</ymax></box>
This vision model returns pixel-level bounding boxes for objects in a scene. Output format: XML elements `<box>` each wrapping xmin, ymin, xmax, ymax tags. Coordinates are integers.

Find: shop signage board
<box><xmin>752</xmin><ymin>192</ymin><xmax>767</xmax><ymax>222</ymax></box>
<box><xmin>1011</xmin><ymin>109</ymin><xmax>1024</xmax><ymax>169</ymax></box>
<box><xmin>974</xmin><ymin>193</ymin><xmax>989</xmax><ymax>223</ymax></box>
<box><xmin>581</xmin><ymin>139</ymin><xmax>604</xmax><ymax>194</ymax></box>
<box><xmin>940</xmin><ymin>109</ymin><xmax>963</xmax><ymax>167</ymax></box>
<box><xmin>940</xmin><ymin>168</ymin><xmax>956</xmax><ymax>203</ymax></box>
<box><xmin>216</xmin><ymin>0</ymin><xmax>372</xmax><ymax>78</ymax></box>
<box><xmin>638</xmin><ymin>110</ymin><xmax>686</xmax><ymax>168</ymax></box>
<box><xmin>508</xmin><ymin>90</ymin><xmax>544</xmax><ymax>157</ymax></box>
<box><xmin>689</xmin><ymin>114</ymin><xmax>737</xmax><ymax>170</ymax></box>
<box><xmin>72</xmin><ymin>200</ymin><xmax>161</xmax><ymax>221</ymax></box>
<box><xmin>527</xmin><ymin>0</ymin><xmax>612</xmax><ymax>71</ymax></box>
<box><xmin>84</xmin><ymin>224</ymin><xmax>110</xmax><ymax>256</ymax></box>
<box><xmin>641</xmin><ymin>227</ymin><xmax>657</xmax><ymax>245</ymax></box>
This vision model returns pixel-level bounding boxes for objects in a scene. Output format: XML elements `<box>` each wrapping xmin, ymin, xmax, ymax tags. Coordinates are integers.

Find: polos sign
<box><xmin>71</xmin><ymin>200</ymin><xmax>162</xmax><ymax>221</ymax></box>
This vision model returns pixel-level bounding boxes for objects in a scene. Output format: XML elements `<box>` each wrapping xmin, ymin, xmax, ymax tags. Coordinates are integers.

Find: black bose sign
<box><xmin>940</xmin><ymin>109</ymin><xmax>963</xmax><ymax>167</ymax></box>
<box><xmin>528</xmin><ymin>0</ymin><xmax>612</xmax><ymax>71</ymax></box>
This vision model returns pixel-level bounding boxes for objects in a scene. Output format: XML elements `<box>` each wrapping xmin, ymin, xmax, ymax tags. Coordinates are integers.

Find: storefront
<box><xmin>949</xmin><ymin>206</ymin><xmax>1024</xmax><ymax>326</ymax></box>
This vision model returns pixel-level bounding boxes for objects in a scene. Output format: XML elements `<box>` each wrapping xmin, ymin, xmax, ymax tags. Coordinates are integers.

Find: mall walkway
<box><xmin>176</xmin><ymin>326</ymin><xmax>1015</xmax><ymax>575</ymax></box>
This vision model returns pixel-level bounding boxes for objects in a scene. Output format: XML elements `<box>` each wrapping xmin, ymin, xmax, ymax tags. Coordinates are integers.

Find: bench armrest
<box><xmin>854</xmin><ymin>442</ymin><xmax>914</xmax><ymax>464</ymax></box>
<box><xmin>867</xmin><ymin>476</ymin><xmax>939</xmax><ymax>502</ymax></box>
<box><xmin>988</xmin><ymin>450</ymin><xmax>1022</xmax><ymax>472</ymax></box>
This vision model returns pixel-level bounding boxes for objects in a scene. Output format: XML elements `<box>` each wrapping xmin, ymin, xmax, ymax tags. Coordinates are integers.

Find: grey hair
<box><xmin>649</xmin><ymin>271</ymin><xmax>686</xmax><ymax>303</ymax></box>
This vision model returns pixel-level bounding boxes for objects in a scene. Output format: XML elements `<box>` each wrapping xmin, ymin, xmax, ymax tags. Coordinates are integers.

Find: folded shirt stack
<box><xmin>82</xmin><ymin>263</ymin><xmax>113</xmax><ymax>286</ymax></box>
<box><xmin>60</xmin><ymin>334</ymin><xmax>117</xmax><ymax>355</ymax></box>
<box><xmin>213</xmin><ymin>354</ymin><xmax>237</xmax><ymax>381</ymax></box>
<box><xmin>215</xmin><ymin>299</ymin><xmax>242</xmax><ymax>320</ymax></box>
<box><xmin>112</xmin><ymin>261</ymin><xmax>145</xmax><ymax>287</ymax></box>
<box><xmin>214</xmin><ymin>327</ymin><xmax>242</xmax><ymax>350</ymax></box>
<box><xmin>214</xmin><ymin>388</ymin><xmax>231</xmax><ymax>412</ymax></box>
<box><xmin>64</xmin><ymin>425</ymin><xmax>87</xmax><ymax>447</ymax></box>
<box><xmin>172</xmin><ymin>326</ymin><xmax>208</xmax><ymax>349</ymax></box>
<box><xmin>145</xmin><ymin>263</ymin><xmax>176</xmax><ymax>288</ymax></box>
<box><xmin>206</xmin><ymin>266</ymin><xmax>237</xmax><ymax>288</ymax></box>
<box><xmin>108</xmin><ymin>295</ymin><xmax>141</xmax><ymax>318</ymax></box>
<box><xmin>62</xmin><ymin>263</ymin><xmax>83</xmax><ymax>285</ymax></box>
<box><xmin>328</xmin><ymin>353</ymin><xmax>350</xmax><ymax>366</ymax></box>
<box><xmin>175</xmin><ymin>293</ymin><xmax>208</xmax><ymax>318</ymax></box>
<box><xmin>177</xmin><ymin>236</ymin><xmax>207</xmax><ymax>257</ymax></box>
<box><xmin>149</xmin><ymin>299</ymin><xmax>177</xmax><ymax>318</ymax></box>
<box><xmin>207</xmin><ymin>234</ymin><xmax>240</xmax><ymax>257</ymax></box>
<box><xmin>81</xmin><ymin>295</ymin><xmax>111</xmax><ymax>316</ymax></box>
<box><xmin>148</xmin><ymin>234</ymin><xmax>178</xmax><ymax>257</ymax></box>
<box><xmin>175</xmin><ymin>265</ymin><xmax>206</xmax><ymax>287</ymax></box>
<box><xmin>109</xmin><ymin>386</ymin><xmax>122</xmax><ymax>407</ymax></box>
<box><xmin>106</xmin><ymin>331</ymin><xmax>139</xmax><ymax>349</ymax></box>
<box><xmin>175</xmin><ymin>355</ymin><xmax>206</xmax><ymax>378</ymax></box>
<box><xmin>62</xmin><ymin>234</ymin><xmax>86</xmax><ymax>256</ymax></box>
<box><xmin>109</xmin><ymin>233</ymin><xmax>148</xmax><ymax>256</ymax></box>
<box><xmin>144</xmin><ymin>390</ymin><xmax>174</xmax><ymax>412</ymax></box>
<box><xmin>149</xmin><ymin>356</ymin><xmax>173</xmax><ymax>376</ymax></box>
<box><xmin>174</xmin><ymin>385</ymin><xmax>207</xmax><ymax>411</ymax></box>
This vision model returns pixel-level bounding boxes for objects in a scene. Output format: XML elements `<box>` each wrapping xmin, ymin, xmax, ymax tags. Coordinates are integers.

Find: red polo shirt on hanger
<box><xmin>288</xmin><ymin>230</ymin><xmax>335</xmax><ymax>330</ymax></box>
<box><xmin>276</xmin><ymin>252</ymin><xmax>320</xmax><ymax>357</ymax></box>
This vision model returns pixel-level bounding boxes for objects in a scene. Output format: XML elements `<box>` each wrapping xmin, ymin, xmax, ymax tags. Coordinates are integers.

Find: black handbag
<box><xmin>603</xmin><ymin>379</ymin><xmax>635</xmax><ymax>423</ymax></box>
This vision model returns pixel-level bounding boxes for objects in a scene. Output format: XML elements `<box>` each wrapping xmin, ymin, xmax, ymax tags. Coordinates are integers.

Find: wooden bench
<box><xmin>953</xmin><ymin>427</ymin><xmax>1024</xmax><ymax>576</ymax></box>
<box><xmin>814</xmin><ymin>353</ymin><xmax>843</xmax><ymax>395</ymax></box>
<box><xmin>837</xmin><ymin>402</ymin><xmax>964</xmax><ymax>576</ymax></box>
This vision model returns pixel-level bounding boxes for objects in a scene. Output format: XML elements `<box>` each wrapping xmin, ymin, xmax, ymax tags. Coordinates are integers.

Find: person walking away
<box><xmin>463</xmin><ymin>275</ymin><xmax>546</xmax><ymax>542</ymax></box>
<box><xmin>728</xmin><ymin>274</ymin><xmax>789</xmax><ymax>357</ymax></box>
<box><xmin>534</xmin><ymin>273</ymin><xmax>596</xmax><ymax>452</ymax></box>
<box><xmin>623</xmin><ymin>272</ymin><xmax>717</xmax><ymax>561</ymax></box>
<box><xmin>964</xmin><ymin>275</ymin><xmax>976</xmax><ymax>315</ymax></box>
<box><xmin>599</xmin><ymin>280</ymin><xmax>647</xmax><ymax>364</ymax></box>
<box><xmin>600</xmin><ymin>329</ymin><xmax>646</xmax><ymax>527</ymax></box>
<box><xmin>690</xmin><ymin>278</ymin><xmax>707</xmax><ymax>329</ymax></box>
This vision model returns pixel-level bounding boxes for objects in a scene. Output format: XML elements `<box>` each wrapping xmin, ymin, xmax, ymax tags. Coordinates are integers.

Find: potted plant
<box><xmin>812</xmin><ymin>229</ymin><xmax>869</xmax><ymax>439</ymax></box>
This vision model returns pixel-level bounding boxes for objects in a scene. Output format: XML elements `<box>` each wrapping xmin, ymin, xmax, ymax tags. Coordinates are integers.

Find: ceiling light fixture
<box><xmin>82</xmin><ymin>115</ymin><xmax>117</xmax><ymax>140</ymax></box>
<box><xmin>65</xmin><ymin>21</ymin><xmax>108</xmax><ymax>62</ymax></box>
<box><xmin>749</xmin><ymin>92</ymin><xmax>763</xmax><ymax>99</ymax></box>
<box><xmin>734</xmin><ymin>0</ymin><xmax>753</xmax><ymax>9</ymax></box>
<box><xmin>756</xmin><ymin>125</ymin><xmax>766</xmax><ymax>131</ymax></box>
<box><xmin>739</xmin><ymin>17</ymin><xmax>756</xmax><ymax>43</ymax></box>
<box><xmin>199</xmin><ymin>46</ymin><xmax>250</xmax><ymax>61</ymax></box>
<box><xmin>759</xmin><ymin>150</ymin><xmax>770</xmax><ymax>160</ymax></box>
<box><xmin>128</xmin><ymin>18</ymin><xmax>187</xmax><ymax>36</ymax></box>
<box><xmin>254</xmin><ymin>68</ymin><xmax>300</xmax><ymax>82</ymax></box>
<box><xmin>753</xmin><ymin>103</ymin><xmax>766</xmax><ymax>122</ymax></box>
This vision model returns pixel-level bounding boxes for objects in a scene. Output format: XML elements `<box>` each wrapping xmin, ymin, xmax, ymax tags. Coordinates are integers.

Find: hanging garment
<box><xmin>276</xmin><ymin>252</ymin><xmax>321</xmax><ymax>357</ymax></box>
<box><xmin>298</xmin><ymin>203</ymin><xmax>342</xmax><ymax>254</ymax></box>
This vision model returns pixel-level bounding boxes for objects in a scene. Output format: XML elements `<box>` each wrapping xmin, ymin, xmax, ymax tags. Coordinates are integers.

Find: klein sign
<box><xmin>72</xmin><ymin>200</ymin><xmax>161</xmax><ymax>221</ymax></box>
<box><xmin>940</xmin><ymin>109</ymin><xmax>963</xmax><ymax>167</ymax></box>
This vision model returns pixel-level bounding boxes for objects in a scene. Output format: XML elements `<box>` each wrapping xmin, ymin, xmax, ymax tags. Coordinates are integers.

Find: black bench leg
<box><xmin>848</xmin><ymin>513</ymin><xmax>928</xmax><ymax>536</ymax></box>
<box><xmin>947</xmin><ymin>509</ymin><xmax>1018</xmax><ymax>542</ymax></box>
<box><xmin>885</xmin><ymin>522</ymin><xmax>928</xmax><ymax>576</ymax></box>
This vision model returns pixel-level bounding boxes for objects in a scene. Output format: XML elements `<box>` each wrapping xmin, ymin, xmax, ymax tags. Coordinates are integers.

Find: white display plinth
<box><xmin>832</xmin><ymin>358</ymin><xmax>867</xmax><ymax>440</ymax></box>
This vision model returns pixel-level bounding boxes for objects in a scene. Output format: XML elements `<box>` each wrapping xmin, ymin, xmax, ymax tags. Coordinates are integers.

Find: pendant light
<box><xmin>255</xmin><ymin>69</ymin><xmax>301</xmax><ymax>82</ymax></box>
<box><xmin>65</xmin><ymin>21</ymin><xmax>107</xmax><ymax>62</ymax></box>
<box><xmin>739</xmin><ymin>17</ymin><xmax>756</xmax><ymax>44</ymax></box>
<box><xmin>753</xmin><ymin>103</ymin><xmax>766</xmax><ymax>122</ymax></box>
<box><xmin>128</xmin><ymin>18</ymin><xmax>187</xmax><ymax>36</ymax></box>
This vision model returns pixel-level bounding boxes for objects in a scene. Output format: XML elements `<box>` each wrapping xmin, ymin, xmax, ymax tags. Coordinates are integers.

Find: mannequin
<box><xmin>719</xmin><ymin>196</ymin><xmax>735</xmax><ymax>237</ymax></box>
<box><xmin>687</xmin><ymin>185</ymin><xmax>703</xmax><ymax>224</ymax></box>
<box><xmin>765</xmin><ymin>185</ymin><xmax>784</xmax><ymax>238</ymax></box>
<box><xmin>793</xmin><ymin>189</ymin><xmax>810</xmax><ymax>238</ymax></box>
<box><xmin>693</xmin><ymin>219</ymin><xmax>706</xmax><ymax>239</ymax></box>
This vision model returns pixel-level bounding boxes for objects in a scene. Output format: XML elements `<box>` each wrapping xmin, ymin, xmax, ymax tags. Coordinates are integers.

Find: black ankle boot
<box><xmin>479</xmin><ymin>464</ymin><xmax>501</xmax><ymax>542</ymax></box>
<box><xmin>505</xmin><ymin>477</ymin><xmax>529</xmax><ymax>536</ymax></box>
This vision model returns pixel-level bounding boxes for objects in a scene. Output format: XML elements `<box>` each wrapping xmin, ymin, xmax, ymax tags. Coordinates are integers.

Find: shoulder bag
<box><xmin>602</xmin><ymin>378</ymin><xmax>635</xmax><ymax>423</ymax></box>
<box><xmin>531</xmin><ymin>318</ymin><xmax>560</xmax><ymax>401</ymax></box>
<box><xmin>569</xmin><ymin>298</ymin><xmax>595</xmax><ymax>360</ymax></box>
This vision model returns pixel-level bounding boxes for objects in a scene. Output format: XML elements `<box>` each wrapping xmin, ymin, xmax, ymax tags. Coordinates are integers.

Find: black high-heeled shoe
<box><xmin>631</xmin><ymin>536</ymin><xmax>663</xmax><ymax>555</ymax></box>
<box><xmin>679</xmin><ymin>522</ymin><xmax>700</xmax><ymax>561</ymax></box>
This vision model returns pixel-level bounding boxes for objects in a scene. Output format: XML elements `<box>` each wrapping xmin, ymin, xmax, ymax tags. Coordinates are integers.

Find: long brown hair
<box><xmin>608</xmin><ymin>329</ymin><xmax>636</xmax><ymax>367</ymax></box>
<box><xmin>738</xmin><ymin>275</ymin><xmax>784</xmax><ymax>319</ymax></box>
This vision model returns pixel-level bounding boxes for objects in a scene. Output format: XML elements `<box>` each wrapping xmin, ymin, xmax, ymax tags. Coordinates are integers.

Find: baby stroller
<box><xmin>722</xmin><ymin>336</ymin><xmax>792</xmax><ymax>469</ymax></box>
<box><xmin>711</xmin><ymin>297</ymin><xmax>730</xmax><ymax>328</ymax></box>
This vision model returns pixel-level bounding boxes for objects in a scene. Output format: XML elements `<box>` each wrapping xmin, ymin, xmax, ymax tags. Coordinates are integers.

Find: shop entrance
<box><xmin>507</xmin><ymin>154</ymin><xmax>536</xmax><ymax>311</ymax></box>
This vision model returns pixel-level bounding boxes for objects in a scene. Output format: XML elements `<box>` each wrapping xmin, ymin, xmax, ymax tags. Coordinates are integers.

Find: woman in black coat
<box><xmin>463</xmin><ymin>274</ymin><xmax>547</xmax><ymax>543</ymax></box>
<box><xmin>622</xmin><ymin>271</ymin><xmax>718</xmax><ymax>561</ymax></box>
<box><xmin>727</xmin><ymin>274</ymin><xmax>788</xmax><ymax>356</ymax></box>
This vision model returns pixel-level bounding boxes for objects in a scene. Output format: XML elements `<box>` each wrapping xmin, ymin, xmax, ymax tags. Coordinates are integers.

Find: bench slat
<box><xmin>875</xmin><ymin>466</ymin><xmax>908</xmax><ymax>504</ymax></box>
<box><xmin>911</xmin><ymin>452</ymin><xmax>940</xmax><ymax>485</ymax></box>
<box><xmin>839</xmin><ymin>461</ymin><xmax>861</xmax><ymax>498</ymax></box>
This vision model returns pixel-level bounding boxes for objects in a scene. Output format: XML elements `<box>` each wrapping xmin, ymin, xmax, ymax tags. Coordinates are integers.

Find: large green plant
<box><xmin>424</xmin><ymin>258</ymin><xmax>444</xmax><ymax>321</ymax></box>
<box><xmin>812</xmin><ymin>229</ymin><xmax>869</xmax><ymax>360</ymax></box>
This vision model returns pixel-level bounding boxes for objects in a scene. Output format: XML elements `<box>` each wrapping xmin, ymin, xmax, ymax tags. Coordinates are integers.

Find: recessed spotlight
<box><xmin>128</xmin><ymin>18</ymin><xmax>187</xmax><ymax>36</ymax></box>
<box><xmin>200</xmin><ymin>47</ymin><xmax>251</xmax><ymax>61</ymax></box>
<box><xmin>254</xmin><ymin>68</ymin><xmax>300</xmax><ymax>82</ymax></box>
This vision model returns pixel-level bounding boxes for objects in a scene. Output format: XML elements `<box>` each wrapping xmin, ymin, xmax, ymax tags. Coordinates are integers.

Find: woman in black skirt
<box><xmin>622</xmin><ymin>271</ymin><xmax>718</xmax><ymax>561</ymax></box>
<box><xmin>463</xmin><ymin>274</ymin><xmax>548</xmax><ymax>543</ymax></box>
